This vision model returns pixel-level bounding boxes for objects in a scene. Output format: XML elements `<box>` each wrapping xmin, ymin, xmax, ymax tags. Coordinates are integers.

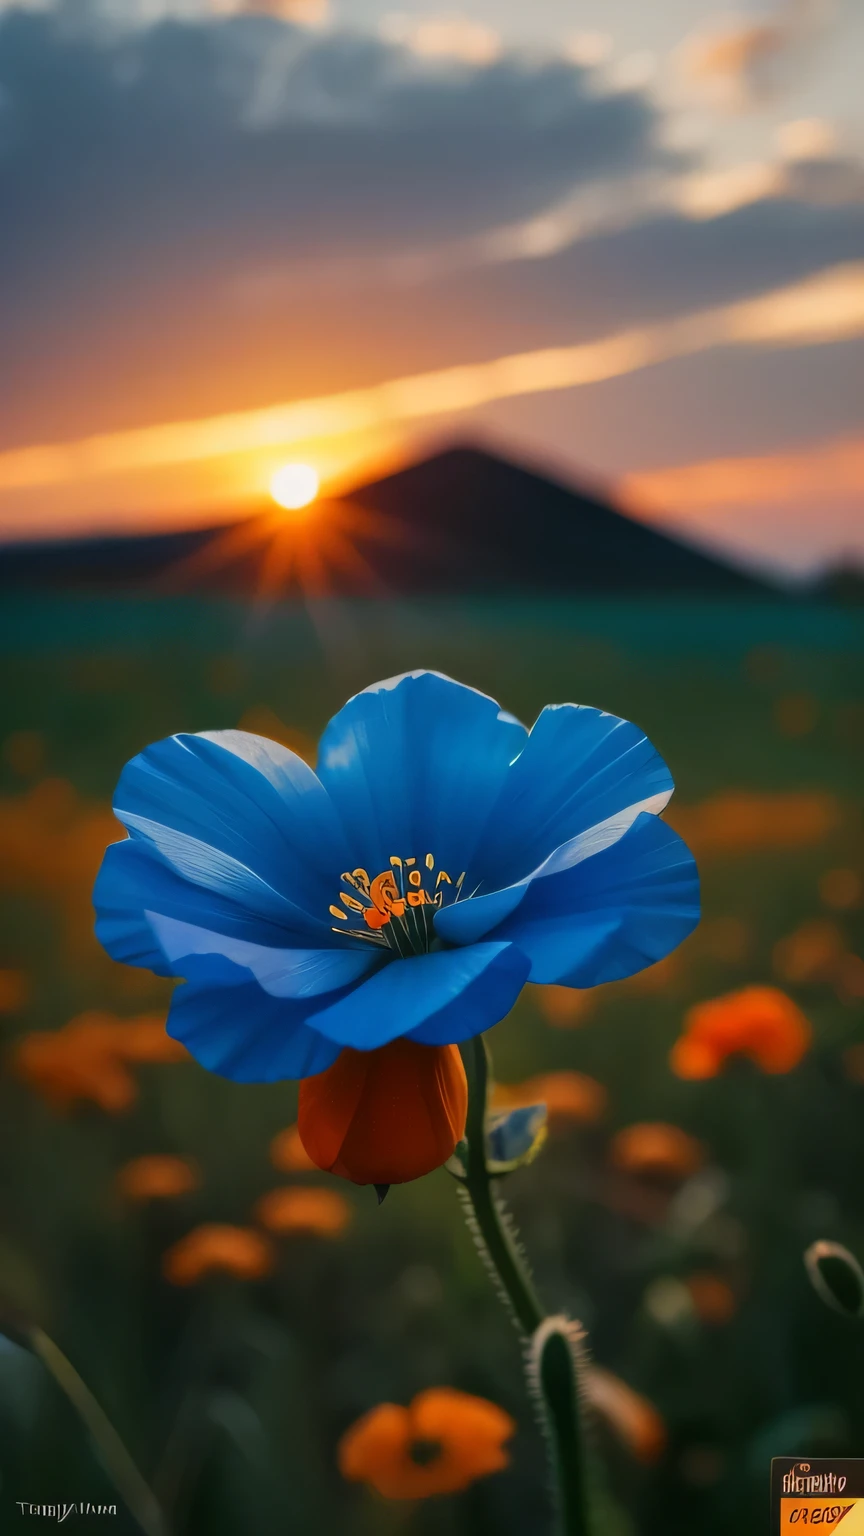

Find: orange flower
<box><xmin>338</xmin><ymin>1387</ymin><xmax>515</xmax><ymax>1499</ymax></box>
<box><xmin>0</xmin><ymin>969</ymin><xmax>29</xmax><ymax>1014</ymax></box>
<box><xmin>162</xmin><ymin>1224</ymin><xmax>274</xmax><ymax>1285</ymax></box>
<box><xmin>114</xmin><ymin>1015</ymin><xmax>188</xmax><ymax>1063</ymax></box>
<box><xmin>298</xmin><ymin>1038</ymin><xmax>467</xmax><ymax>1186</ymax></box>
<box><xmin>609</xmin><ymin>1122</ymin><xmax>704</xmax><ymax>1182</ymax></box>
<box><xmin>536</xmin><ymin>984</ymin><xmax>595</xmax><ymax>1029</ymax></box>
<box><xmin>669</xmin><ymin>792</ymin><xmax>839</xmax><ymax>857</ymax></box>
<box><xmin>10</xmin><ymin>1010</ymin><xmax>187</xmax><ymax>1113</ymax></box>
<box><xmin>670</xmin><ymin>986</ymin><xmax>811</xmax><ymax>1078</ymax></box>
<box><xmin>820</xmin><ymin>868</ymin><xmax>862</xmax><ymax>911</ymax></box>
<box><xmin>254</xmin><ymin>1186</ymin><xmax>351</xmax><ymax>1236</ymax></box>
<box><xmin>491</xmin><ymin>1071</ymin><xmax>607</xmax><ymax>1132</ymax></box>
<box><xmin>773</xmin><ymin>920</ymin><xmax>846</xmax><ymax>985</ymax></box>
<box><xmin>12</xmin><ymin>1021</ymin><xmax>137</xmax><ymax>1112</ymax></box>
<box><xmin>116</xmin><ymin>1155</ymin><xmax>200</xmax><ymax>1202</ymax></box>
<box><xmin>585</xmin><ymin>1367</ymin><xmax>666</xmax><ymax>1464</ymax></box>
<box><xmin>270</xmin><ymin>1123</ymin><xmax>317</xmax><ymax>1172</ymax></box>
<box><xmin>685</xmin><ymin>1272</ymin><xmax>736</xmax><ymax>1325</ymax></box>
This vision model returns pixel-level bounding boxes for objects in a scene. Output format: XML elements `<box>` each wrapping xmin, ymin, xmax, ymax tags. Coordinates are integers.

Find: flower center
<box><xmin>329</xmin><ymin>854</ymin><xmax>465</xmax><ymax>957</ymax></box>
<box><xmin>408</xmin><ymin>1437</ymin><xmax>444</xmax><ymax>1467</ymax></box>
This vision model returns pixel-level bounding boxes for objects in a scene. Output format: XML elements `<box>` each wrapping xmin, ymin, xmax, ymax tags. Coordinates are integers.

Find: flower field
<box><xmin>0</xmin><ymin>593</ymin><xmax>861</xmax><ymax>1536</ymax></box>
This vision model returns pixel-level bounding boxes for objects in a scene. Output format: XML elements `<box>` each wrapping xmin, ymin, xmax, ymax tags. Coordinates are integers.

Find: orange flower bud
<box><xmin>297</xmin><ymin>1038</ymin><xmax>467</xmax><ymax>1186</ymax></box>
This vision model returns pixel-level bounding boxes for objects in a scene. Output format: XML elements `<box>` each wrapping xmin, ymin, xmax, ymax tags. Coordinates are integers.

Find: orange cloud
<box><xmin>0</xmin><ymin>262</ymin><xmax>862</xmax><ymax>510</ymax></box>
<box><xmin>679</xmin><ymin>0</ymin><xmax>831</xmax><ymax>106</ymax></box>
<box><xmin>622</xmin><ymin>433</ymin><xmax>864</xmax><ymax>513</ymax></box>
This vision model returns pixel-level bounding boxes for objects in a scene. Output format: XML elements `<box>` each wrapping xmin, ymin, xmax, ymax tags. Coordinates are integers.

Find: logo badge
<box><xmin>772</xmin><ymin>1460</ymin><xmax>864</xmax><ymax>1531</ymax></box>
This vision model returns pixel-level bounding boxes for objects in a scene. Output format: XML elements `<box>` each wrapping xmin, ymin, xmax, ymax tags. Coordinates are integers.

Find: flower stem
<box><xmin>29</xmin><ymin>1326</ymin><xmax>168</xmax><ymax>1536</ymax></box>
<box><xmin>459</xmin><ymin>1035</ymin><xmax>594</xmax><ymax>1536</ymax></box>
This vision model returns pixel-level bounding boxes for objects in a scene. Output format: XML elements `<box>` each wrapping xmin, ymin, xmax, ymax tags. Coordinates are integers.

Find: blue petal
<box><xmin>434</xmin><ymin>806</ymin><xmax>657</xmax><ymax>947</ymax></box>
<box><xmin>94</xmin><ymin>838</ymin><xmax>355</xmax><ymax>982</ymax></box>
<box><xmin>315</xmin><ymin>671</ymin><xmax>527</xmax><ymax>880</ymax></box>
<box><xmin>308</xmin><ymin>941</ymin><xmax>530</xmax><ymax>1050</ymax></box>
<box><xmin>168</xmin><ymin>978</ymin><xmax>342</xmax><ymax>1082</ymax></box>
<box><xmin>112</xmin><ymin>730</ymin><xmax>349</xmax><ymax>934</ymax></box>
<box><xmin>144</xmin><ymin>911</ymin><xmax>381</xmax><ymax>997</ymax></box>
<box><xmin>472</xmin><ymin>704</ymin><xmax>674</xmax><ymax>891</ymax></box>
<box><xmin>488</xmin><ymin>812</ymin><xmax>699</xmax><ymax>986</ymax></box>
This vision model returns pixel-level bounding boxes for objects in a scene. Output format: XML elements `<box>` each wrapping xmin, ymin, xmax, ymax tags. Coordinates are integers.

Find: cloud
<box><xmin>213</xmin><ymin>0</ymin><xmax>329</xmax><ymax>24</ymax></box>
<box><xmin>678</xmin><ymin>0</ymin><xmax>832</xmax><ymax>108</ymax></box>
<box><xmin>0</xmin><ymin>2</ymin><xmax>663</xmax><ymax>283</ymax></box>
<box><xmin>621</xmin><ymin>433</ymin><xmax>864</xmax><ymax>574</ymax></box>
<box><xmin>378</xmin><ymin>12</ymin><xmax>501</xmax><ymax>65</ymax></box>
<box><xmin>623</xmin><ymin>432</ymin><xmax>864</xmax><ymax>511</ymax></box>
<box><xmin>2</xmin><ymin>262</ymin><xmax>862</xmax><ymax>496</ymax></box>
<box><xmin>776</xmin><ymin>116</ymin><xmax>837</xmax><ymax>161</ymax></box>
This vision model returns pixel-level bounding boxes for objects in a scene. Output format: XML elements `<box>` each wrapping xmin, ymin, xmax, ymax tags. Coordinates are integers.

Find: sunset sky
<box><xmin>2</xmin><ymin>0</ymin><xmax>863</xmax><ymax>575</ymax></box>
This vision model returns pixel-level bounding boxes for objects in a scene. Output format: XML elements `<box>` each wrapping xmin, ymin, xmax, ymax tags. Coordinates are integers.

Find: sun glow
<box><xmin>270</xmin><ymin>461</ymin><xmax>319</xmax><ymax>511</ymax></box>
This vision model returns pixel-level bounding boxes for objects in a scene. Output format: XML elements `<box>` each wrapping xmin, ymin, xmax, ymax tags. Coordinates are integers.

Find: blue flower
<box><xmin>93</xmin><ymin>670</ymin><xmax>699</xmax><ymax>1084</ymax></box>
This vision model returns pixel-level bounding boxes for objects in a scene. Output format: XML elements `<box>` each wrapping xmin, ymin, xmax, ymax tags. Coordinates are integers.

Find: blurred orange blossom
<box><xmin>609</xmin><ymin>1122</ymin><xmax>705</xmax><ymax>1182</ymax></box>
<box><xmin>685</xmin><ymin>1272</ymin><xmax>737</xmax><ymax>1325</ymax></box>
<box><xmin>585</xmin><ymin>1367</ymin><xmax>666</xmax><ymax>1464</ymax></box>
<box><xmin>338</xmin><ymin>1387</ymin><xmax>515</xmax><ymax>1499</ymax></box>
<box><xmin>270</xmin><ymin>1123</ymin><xmax>317</xmax><ymax>1172</ymax></box>
<box><xmin>670</xmin><ymin>986</ymin><xmax>811</xmax><ymax>1078</ymax></box>
<box><xmin>0</xmin><ymin>969</ymin><xmax>29</xmax><ymax>1014</ymax></box>
<box><xmin>773</xmin><ymin>919</ymin><xmax>846</xmax><ymax>985</ymax></box>
<box><xmin>117</xmin><ymin>1155</ymin><xmax>200</xmax><ymax>1201</ymax></box>
<box><xmin>254</xmin><ymin>1186</ymin><xmax>352</xmax><ymax>1236</ymax></box>
<box><xmin>162</xmin><ymin>1224</ymin><xmax>275</xmax><ymax>1285</ymax></box>
<box><xmin>535</xmin><ymin>983</ymin><xmax>596</xmax><ymax>1029</ymax></box>
<box><xmin>0</xmin><ymin>779</ymin><xmax>121</xmax><ymax>962</ymax></box>
<box><xmin>11</xmin><ymin>1010</ymin><xmax>187</xmax><ymax>1112</ymax></box>
<box><xmin>669</xmin><ymin>791</ymin><xmax>840</xmax><ymax>856</ymax></box>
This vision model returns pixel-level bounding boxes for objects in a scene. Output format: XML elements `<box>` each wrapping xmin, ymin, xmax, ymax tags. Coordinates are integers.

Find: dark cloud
<box><xmin>1</xmin><ymin>0</ymin><xmax>863</xmax><ymax>465</ymax></box>
<box><xmin>0</xmin><ymin>1</ymin><xmax>663</xmax><ymax>292</ymax></box>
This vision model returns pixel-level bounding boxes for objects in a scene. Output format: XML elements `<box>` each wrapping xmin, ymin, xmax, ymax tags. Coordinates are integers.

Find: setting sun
<box><xmin>270</xmin><ymin>462</ymin><xmax>319</xmax><ymax>511</ymax></box>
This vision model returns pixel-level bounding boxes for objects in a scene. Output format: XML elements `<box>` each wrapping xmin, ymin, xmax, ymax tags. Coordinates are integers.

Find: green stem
<box><xmin>459</xmin><ymin>1035</ymin><xmax>593</xmax><ymax>1536</ymax></box>
<box><xmin>30</xmin><ymin>1326</ymin><xmax>168</xmax><ymax>1536</ymax></box>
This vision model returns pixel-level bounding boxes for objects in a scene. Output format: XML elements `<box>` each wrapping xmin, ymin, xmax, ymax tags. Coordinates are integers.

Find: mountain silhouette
<box><xmin>0</xmin><ymin>445</ymin><xmax>770</xmax><ymax>595</ymax></box>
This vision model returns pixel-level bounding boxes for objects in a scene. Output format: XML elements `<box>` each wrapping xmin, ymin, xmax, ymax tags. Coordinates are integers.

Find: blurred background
<box><xmin>1</xmin><ymin>0</ymin><xmax>863</xmax><ymax>1532</ymax></box>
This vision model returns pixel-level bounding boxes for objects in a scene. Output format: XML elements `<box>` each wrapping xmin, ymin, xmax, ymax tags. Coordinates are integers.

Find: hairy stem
<box><xmin>459</xmin><ymin>1035</ymin><xmax>593</xmax><ymax>1536</ymax></box>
